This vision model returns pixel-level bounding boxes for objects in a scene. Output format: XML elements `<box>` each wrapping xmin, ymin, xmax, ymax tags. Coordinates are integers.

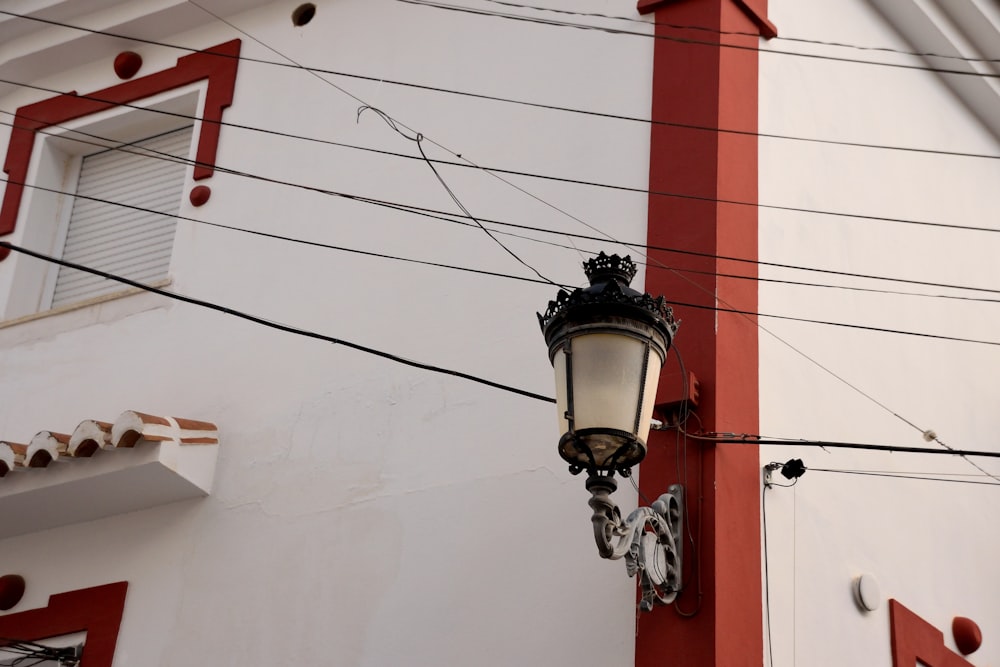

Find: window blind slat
<box><xmin>51</xmin><ymin>126</ymin><xmax>192</xmax><ymax>308</ymax></box>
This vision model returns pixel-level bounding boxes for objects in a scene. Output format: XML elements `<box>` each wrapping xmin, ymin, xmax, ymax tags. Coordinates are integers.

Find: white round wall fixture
<box><xmin>853</xmin><ymin>573</ymin><xmax>881</xmax><ymax>612</ymax></box>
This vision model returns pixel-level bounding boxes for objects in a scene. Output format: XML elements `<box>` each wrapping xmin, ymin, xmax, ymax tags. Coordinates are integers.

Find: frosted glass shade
<box><xmin>553</xmin><ymin>332</ymin><xmax>664</xmax><ymax>470</ymax></box>
<box><xmin>538</xmin><ymin>253</ymin><xmax>677</xmax><ymax>474</ymax></box>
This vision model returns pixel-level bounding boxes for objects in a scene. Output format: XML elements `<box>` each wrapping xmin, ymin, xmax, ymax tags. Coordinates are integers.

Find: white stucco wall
<box><xmin>760</xmin><ymin>1</ymin><xmax>1000</xmax><ymax>665</ymax></box>
<box><xmin>0</xmin><ymin>1</ymin><xmax>659</xmax><ymax>665</ymax></box>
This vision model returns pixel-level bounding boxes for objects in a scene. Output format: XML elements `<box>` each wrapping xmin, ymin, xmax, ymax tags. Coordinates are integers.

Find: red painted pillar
<box><xmin>636</xmin><ymin>1</ymin><xmax>773</xmax><ymax>665</ymax></box>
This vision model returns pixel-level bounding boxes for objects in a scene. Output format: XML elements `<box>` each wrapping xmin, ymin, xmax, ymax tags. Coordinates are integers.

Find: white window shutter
<box><xmin>50</xmin><ymin>126</ymin><xmax>193</xmax><ymax>309</ymax></box>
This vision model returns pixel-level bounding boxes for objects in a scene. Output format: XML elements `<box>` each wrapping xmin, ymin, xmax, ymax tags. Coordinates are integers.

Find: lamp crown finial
<box><xmin>584</xmin><ymin>252</ymin><xmax>636</xmax><ymax>286</ymax></box>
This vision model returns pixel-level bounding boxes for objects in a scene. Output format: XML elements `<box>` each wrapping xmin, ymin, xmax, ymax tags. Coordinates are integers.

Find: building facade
<box><xmin>0</xmin><ymin>0</ymin><xmax>997</xmax><ymax>665</ymax></box>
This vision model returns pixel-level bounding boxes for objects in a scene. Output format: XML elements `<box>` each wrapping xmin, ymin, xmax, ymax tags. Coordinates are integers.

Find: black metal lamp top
<box><xmin>538</xmin><ymin>253</ymin><xmax>678</xmax><ymax>349</ymax></box>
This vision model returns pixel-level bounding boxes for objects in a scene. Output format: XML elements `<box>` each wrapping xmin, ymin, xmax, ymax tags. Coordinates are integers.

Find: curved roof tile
<box><xmin>0</xmin><ymin>411</ymin><xmax>218</xmax><ymax>478</ymax></box>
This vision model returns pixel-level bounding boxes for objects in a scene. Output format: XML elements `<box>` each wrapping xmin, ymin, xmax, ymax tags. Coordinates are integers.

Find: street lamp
<box><xmin>538</xmin><ymin>252</ymin><xmax>685</xmax><ymax>610</ymax></box>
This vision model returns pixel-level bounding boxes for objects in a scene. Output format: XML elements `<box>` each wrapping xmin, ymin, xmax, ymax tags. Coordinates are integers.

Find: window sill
<box><xmin>0</xmin><ymin>279</ymin><xmax>172</xmax><ymax>346</ymax></box>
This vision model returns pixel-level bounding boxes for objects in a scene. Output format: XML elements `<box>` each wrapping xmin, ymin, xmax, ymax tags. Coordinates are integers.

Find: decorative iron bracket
<box><xmin>585</xmin><ymin>475</ymin><xmax>684</xmax><ymax>611</ymax></box>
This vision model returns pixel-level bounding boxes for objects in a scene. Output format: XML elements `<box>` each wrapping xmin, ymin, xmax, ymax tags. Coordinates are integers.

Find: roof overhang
<box><xmin>865</xmin><ymin>0</ymin><xmax>1000</xmax><ymax>143</ymax></box>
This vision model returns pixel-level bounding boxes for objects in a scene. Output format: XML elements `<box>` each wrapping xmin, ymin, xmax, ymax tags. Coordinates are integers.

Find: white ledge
<box><xmin>0</xmin><ymin>436</ymin><xmax>218</xmax><ymax>539</ymax></box>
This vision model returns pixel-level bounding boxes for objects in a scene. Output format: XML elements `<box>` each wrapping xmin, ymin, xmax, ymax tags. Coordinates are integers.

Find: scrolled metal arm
<box><xmin>586</xmin><ymin>475</ymin><xmax>684</xmax><ymax>610</ymax></box>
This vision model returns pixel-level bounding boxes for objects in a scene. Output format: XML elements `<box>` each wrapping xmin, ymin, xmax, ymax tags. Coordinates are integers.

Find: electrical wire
<box><xmin>0</xmin><ymin>639</ymin><xmax>81</xmax><ymax>667</ymax></box>
<box><xmin>808</xmin><ymin>467</ymin><xmax>1000</xmax><ymax>487</ymax></box>
<box><xmin>762</xmin><ymin>484</ymin><xmax>775</xmax><ymax>667</ymax></box>
<box><xmin>0</xmin><ymin>10</ymin><xmax>998</xmax><ymax>164</ymax></box>
<box><xmin>8</xmin><ymin>158</ymin><xmax>987</xmax><ymax>490</ymax></box>
<box><xmin>0</xmin><ymin>240</ymin><xmax>556</xmax><ymax>404</ymax></box>
<box><xmin>173</xmin><ymin>1</ymin><xmax>1000</xmax><ymax>483</ymax></box>
<box><xmin>673</xmin><ymin>428</ymin><xmax>1000</xmax><ymax>459</ymax></box>
<box><xmin>4</xmin><ymin>4</ymin><xmax>997</xmax><ymax>479</ymax></box>
<box><xmin>395</xmin><ymin>0</ymin><xmax>1000</xmax><ymax>81</ymax></box>
<box><xmin>6</xmin><ymin>114</ymin><xmax>1000</xmax><ymax>304</ymax></box>
<box><xmin>10</xmin><ymin>170</ymin><xmax>1000</xmax><ymax>348</ymax></box>
<box><xmin>7</xmin><ymin>111</ymin><xmax>1000</xmax><ymax>320</ymax></box>
<box><xmin>5</xmin><ymin>4</ymin><xmax>1000</xmax><ymax>83</ymax></box>
<box><xmin>2</xmin><ymin>68</ymin><xmax>998</xmax><ymax>238</ymax></box>
<box><xmin>479</xmin><ymin>0</ymin><xmax>1000</xmax><ymax>66</ymax></box>
<box><xmin>356</xmin><ymin>104</ymin><xmax>560</xmax><ymax>285</ymax></box>
<box><xmin>664</xmin><ymin>346</ymin><xmax>703</xmax><ymax>618</ymax></box>
<box><xmin>6</xmin><ymin>198</ymin><xmax>998</xmax><ymax>466</ymax></box>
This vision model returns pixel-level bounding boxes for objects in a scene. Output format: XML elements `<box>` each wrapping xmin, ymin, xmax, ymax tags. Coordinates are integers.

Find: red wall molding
<box><xmin>0</xmin><ymin>582</ymin><xmax>128</xmax><ymax>667</ymax></box>
<box><xmin>636</xmin><ymin>1</ymin><xmax>773</xmax><ymax>665</ymax></box>
<box><xmin>637</xmin><ymin>0</ymin><xmax>777</xmax><ymax>37</ymax></box>
<box><xmin>0</xmin><ymin>39</ymin><xmax>242</xmax><ymax>260</ymax></box>
<box><xmin>890</xmin><ymin>600</ymin><xmax>976</xmax><ymax>667</ymax></box>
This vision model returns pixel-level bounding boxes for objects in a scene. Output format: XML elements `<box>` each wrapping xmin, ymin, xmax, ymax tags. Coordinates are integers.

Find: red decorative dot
<box><xmin>0</xmin><ymin>574</ymin><xmax>26</xmax><ymax>610</ymax></box>
<box><xmin>114</xmin><ymin>52</ymin><xmax>143</xmax><ymax>80</ymax></box>
<box><xmin>190</xmin><ymin>185</ymin><xmax>212</xmax><ymax>207</ymax></box>
<box><xmin>953</xmin><ymin>617</ymin><xmax>982</xmax><ymax>655</ymax></box>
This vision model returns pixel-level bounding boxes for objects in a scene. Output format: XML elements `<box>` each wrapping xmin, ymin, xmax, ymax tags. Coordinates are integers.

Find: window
<box><xmin>46</xmin><ymin>126</ymin><xmax>193</xmax><ymax>309</ymax></box>
<box><xmin>0</xmin><ymin>90</ymin><xmax>201</xmax><ymax>322</ymax></box>
<box><xmin>0</xmin><ymin>39</ymin><xmax>242</xmax><ymax>323</ymax></box>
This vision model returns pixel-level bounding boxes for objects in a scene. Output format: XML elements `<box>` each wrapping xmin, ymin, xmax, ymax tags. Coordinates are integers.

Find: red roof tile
<box><xmin>0</xmin><ymin>411</ymin><xmax>218</xmax><ymax>478</ymax></box>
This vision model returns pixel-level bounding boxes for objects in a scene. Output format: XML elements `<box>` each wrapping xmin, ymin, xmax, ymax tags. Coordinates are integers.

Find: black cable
<box><xmin>808</xmin><ymin>467</ymin><xmax>1000</xmax><ymax>486</ymax></box>
<box><xmin>481</xmin><ymin>0</ymin><xmax>1000</xmax><ymax>65</ymax></box>
<box><xmin>1</xmin><ymin>12</ymin><xmax>999</xmax><ymax>164</ymax></box>
<box><xmin>762</xmin><ymin>484</ymin><xmax>775</xmax><ymax>667</ymax></box>
<box><xmin>10</xmin><ymin>169</ymin><xmax>1000</xmax><ymax>348</ymax></box>
<box><xmin>666</xmin><ymin>297</ymin><xmax>1000</xmax><ymax>347</ymax></box>
<box><xmin>357</xmin><ymin>105</ymin><xmax>559</xmax><ymax>286</ymax></box>
<box><xmin>396</xmin><ymin>0</ymin><xmax>1000</xmax><ymax>81</ymax></box>
<box><xmin>8</xmin><ymin>115</ymin><xmax>1000</xmax><ymax>303</ymax></box>
<box><xmin>9</xmin><ymin>104</ymin><xmax>1000</xmax><ymax>333</ymax></box>
<box><xmin>676</xmin><ymin>430</ymin><xmax>1000</xmax><ymax>459</ymax></box>
<box><xmin>6</xmin><ymin>84</ymin><xmax>997</xmax><ymax>241</ymax></box>
<box><xmin>3</xmin><ymin>76</ymin><xmax>999</xmax><ymax>238</ymax></box>
<box><xmin>0</xmin><ymin>240</ymin><xmax>556</xmax><ymax>404</ymax></box>
<box><xmin>668</xmin><ymin>347</ymin><xmax>702</xmax><ymax>618</ymax></box>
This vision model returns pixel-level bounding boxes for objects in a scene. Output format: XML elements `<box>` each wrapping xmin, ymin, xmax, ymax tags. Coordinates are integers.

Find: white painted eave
<box><xmin>0</xmin><ymin>438</ymin><xmax>218</xmax><ymax>539</ymax></box>
<box><xmin>866</xmin><ymin>0</ymin><xmax>1000</xmax><ymax>142</ymax></box>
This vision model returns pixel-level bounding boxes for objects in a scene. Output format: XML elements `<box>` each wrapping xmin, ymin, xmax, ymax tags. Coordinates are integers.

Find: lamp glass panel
<box><xmin>569</xmin><ymin>333</ymin><xmax>645</xmax><ymax>435</ymax></box>
<box><xmin>636</xmin><ymin>348</ymin><xmax>663</xmax><ymax>444</ymax></box>
<box><xmin>553</xmin><ymin>347</ymin><xmax>570</xmax><ymax>437</ymax></box>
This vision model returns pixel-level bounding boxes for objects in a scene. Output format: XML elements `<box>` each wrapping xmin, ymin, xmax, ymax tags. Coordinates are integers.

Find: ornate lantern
<box><xmin>538</xmin><ymin>252</ymin><xmax>685</xmax><ymax>610</ymax></box>
<box><xmin>539</xmin><ymin>252</ymin><xmax>679</xmax><ymax>476</ymax></box>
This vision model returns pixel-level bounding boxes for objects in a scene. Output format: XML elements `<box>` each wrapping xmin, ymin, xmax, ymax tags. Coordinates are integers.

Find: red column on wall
<box><xmin>636</xmin><ymin>1</ymin><xmax>772</xmax><ymax>665</ymax></box>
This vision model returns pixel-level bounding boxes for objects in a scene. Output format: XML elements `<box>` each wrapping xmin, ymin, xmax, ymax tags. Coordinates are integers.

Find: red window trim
<box><xmin>0</xmin><ymin>582</ymin><xmax>128</xmax><ymax>667</ymax></box>
<box><xmin>0</xmin><ymin>39</ymin><xmax>241</xmax><ymax>260</ymax></box>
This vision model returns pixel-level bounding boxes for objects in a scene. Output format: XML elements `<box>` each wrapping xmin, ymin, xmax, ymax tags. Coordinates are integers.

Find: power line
<box><xmin>6</xmin><ymin>120</ymin><xmax>1000</xmax><ymax>345</ymax></box>
<box><xmin>9</xmin><ymin>171</ymin><xmax>1000</xmax><ymax>348</ymax></box>
<box><xmin>0</xmin><ymin>240</ymin><xmax>557</xmax><ymax>404</ymax></box>
<box><xmin>155</xmin><ymin>3</ymin><xmax>1000</xmax><ymax>473</ymax></box>
<box><xmin>11</xmin><ymin>114</ymin><xmax>1000</xmax><ymax>302</ymax></box>
<box><xmin>3</xmin><ymin>81</ymin><xmax>997</xmax><ymax>239</ymax></box>
<box><xmin>356</xmin><ymin>104</ymin><xmax>559</xmax><ymax>286</ymax></box>
<box><xmin>808</xmin><ymin>467</ymin><xmax>1000</xmax><ymax>487</ymax></box>
<box><xmin>678</xmin><ymin>430</ymin><xmax>1000</xmax><ymax>459</ymax></box>
<box><xmin>16</xmin><ymin>122</ymin><xmax>1000</xmax><ymax>317</ymax></box>
<box><xmin>0</xmin><ymin>10</ymin><xmax>998</xmax><ymax>163</ymax></box>
<box><xmin>5</xmin><ymin>125</ymin><xmax>1000</xmax><ymax>388</ymax></box>
<box><xmin>395</xmin><ymin>0</ymin><xmax>1000</xmax><ymax>81</ymax></box>
<box><xmin>5</xmin><ymin>241</ymin><xmax>997</xmax><ymax>470</ymax></box>
<box><xmin>4</xmin><ymin>6</ymin><xmax>993</xmax><ymax>472</ymax></box>
<box><xmin>479</xmin><ymin>0</ymin><xmax>1000</xmax><ymax>65</ymax></box>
